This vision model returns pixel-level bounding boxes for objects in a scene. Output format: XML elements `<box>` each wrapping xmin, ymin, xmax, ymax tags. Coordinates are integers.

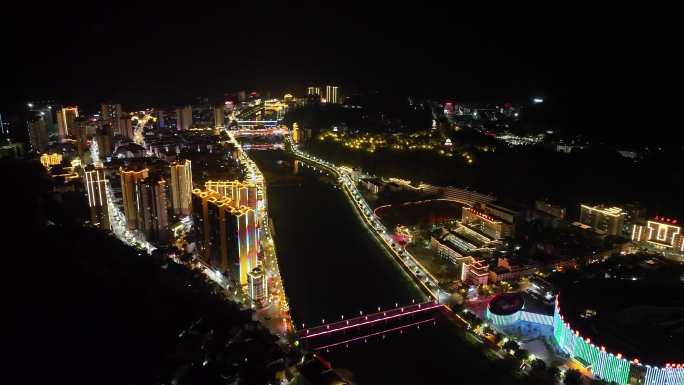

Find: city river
<box><xmin>250</xmin><ymin>150</ymin><xmax>519</xmax><ymax>385</ymax></box>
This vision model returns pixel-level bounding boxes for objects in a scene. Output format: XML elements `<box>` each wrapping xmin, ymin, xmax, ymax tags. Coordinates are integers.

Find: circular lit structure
<box><xmin>553</xmin><ymin>296</ymin><xmax>684</xmax><ymax>385</ymax></box>
<box><xmin>486</xmin><ymin>293</ymin><xmax>525</xmax><ymax>326</ymax></box>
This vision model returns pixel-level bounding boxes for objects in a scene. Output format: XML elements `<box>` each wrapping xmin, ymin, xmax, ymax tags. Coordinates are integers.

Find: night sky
<box><xmin>3</xmin><ymin>4</ymin><xmax>678</xmax><ymax>140</ymax></box>
<box><xmin>5</xmin><ymin>5</ymin><xmax>571</xmax><ymax>105</ymax></box>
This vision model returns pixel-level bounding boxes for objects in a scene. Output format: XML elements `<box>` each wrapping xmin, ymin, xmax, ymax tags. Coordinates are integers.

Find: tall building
<box><xmin>84</xmin><ymin>164</ymin><xmax>110</xmax><ymax>230</ymax></box>
<box><xmin>96</xmin><ymin>122</ymin><xmax>114</xmax><ymax>156</ymax></box>
<box><xmin>192</xmin><ymin>182</ymin><xmax>258</xmax><ymax>286</ymax></box>
<box><xmin>169</xmin><ymin>160</ymin><xmax>193</xmax><ymax>216</ymax></box>
<box><xmin>119</xmin><ymin>167</ymin><xmax>169</xmax><ymax>243</ymax></box>
<box><xmin>325</xmin><ymin>85</ymin><xmax>339</xmax><ymax>103</ymax></box>
<box><xmin>247</xmin><ymin>266</ymin><xmax>267</xmax><ymax>305</ymax></box>
<box><xmin>176</xmin><ymin>106</ymin><xmax>192</xmax><ymax>130</ymax></box>
<box><xmin>56</xmin><ymin>106</ymin><xmax>79</xmax><ymax>140</ymax></box>
<box><xmin>100</xmin><ymin>103</ymin><xmax>122</xmax><ymax>121</ymax></box>
<box><xmin>307</xmin><ymin>86</ymin><xmax>320</xmax><ymax>96</ymax></box>
<box><xmin>139</xmin><ymin>175</ymin><xmax>169</xmax><ymax>243</ymax></box>
<box><xmin>119</xmin><ymin>114</ymin><xmax>134</xmax><ymax>139</ymax></box>
<box><xmin>213</xmin><ymin>104</ymin><xmax>225</xmax><ymax>128</ymax></box>
<box><xmin>632</xmin><ymin>217</ymin><xmax>683</xmax><ymax>253</ymax></box>
<box><xmin>579</xmin><ymin>204</ymin><xmax>625</xmax><ymax>236</ymax></box>
<box><xmin>27</xmin><ymin>114</ymin><xmax>49</xmax><ymax>153</ymax></box>
<box><xmin>27</xmin><ymin>102</ymin><xmax>56</xmax><ymax>137</ymax></box>
<box><xmin>120</xmin><ymin>167</ymin><xmax>149</xmax><ymax>230</ymax></box>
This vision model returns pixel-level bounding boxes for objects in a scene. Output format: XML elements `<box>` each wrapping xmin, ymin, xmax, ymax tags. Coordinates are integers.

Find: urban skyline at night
<box><xmin>3</xmin><ymin>4</ymin><xmax>683</xmax><ymax>385</ymax></box>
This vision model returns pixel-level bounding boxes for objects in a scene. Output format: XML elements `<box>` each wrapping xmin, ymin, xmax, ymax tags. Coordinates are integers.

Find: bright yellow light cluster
<box><xmin>40</xmin><ymin>153</ymin><xmax>62</xmax><ymax>168</ymax></box>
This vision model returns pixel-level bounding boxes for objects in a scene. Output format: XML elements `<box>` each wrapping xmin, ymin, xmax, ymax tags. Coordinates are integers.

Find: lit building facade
<box><xmin>120</xmin><ymin>167</ymin><xmax>149</xmax><ymax>230</ymax></box>
<box><xmin>40</xmin><ymin>153</ymin><xmax>62</xmax><ymax>168</ymax></box>
<box><xmin>100</xmin><ymin>103</ymin><xmax>122</xmax><ymax>121</ymax></box>
<box><xmin>192</xmin><ymin>183</ymin><xmax>258</xmax><ymax>287</ymax></box>
<box><xmin>553</xmin><ymin>297</ymin><xmax>683</xmax><ymax>385</ymax></box>
<box><xmin>213</xmin><ymin>104</ymin><xmax>224</xmax><ymax>127</ymax></box>
<box><xmin>631</xmin><ymin>217</ymin><xmax>684</xmax><ymax>254</ymax></box>
<box><xmin>176</xmin><ymin>106</ymin><xmax>193</xmax><ymax>130</ymax></box>
<box><xmin>307</xmin><ymin>86</ymin><xmax>320</xmax><ymax>96</ymax></box>
<box><xmin>56</xmin><ymin>106</ymin><xmax>79</xmax><ymax>140</ymax></box>
<box><xmin>27</xmin><ymin>114</ymin><xmax>49</xmax><ymax>153</ymax></box>
<box><xmin>325</xmin><ymin>85</ymin><xmax>339</xmax><ymax>104</ymax></box>
<box><xmin>169</xmin><ymin>160</ymin><xmax>193</xmax><ymax>216</ymax></box>
<box><xmin>120</xmin><ymin>167</ymin><xmax>169</xmax><ymax>243</ymax></box>
<box><xmin>579</xmin><ymin>204</ymin><xmax>626</xmax><ymax>236</ymax></box>
<box><xmin>462</xmin><ymin>206</ymin><xmax>512</xmax><ymax>239</ymax></box>
<box><xmin>247</xmin><ymin>265</ymin><xmax>267</xmax><ymax>306</ymax></box>
<box><xmin>83</xmin><ymin>164</ymin><xmax>110</xmax><ymax>230</ymax></box>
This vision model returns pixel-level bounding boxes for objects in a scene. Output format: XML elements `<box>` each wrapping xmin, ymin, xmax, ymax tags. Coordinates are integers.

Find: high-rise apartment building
<box><xmin>119</xmin><ymin>167</ymin><xmax>169</xmax><ymax>243</ymax></box>
<box><xmin>119</xmin><ymin>114</ymin><xmax>134</xmax><ymax>139</ymax></box>
<box><xmin>176</xmin><ymin>106</ymin><xmax>193</xmax><ymax>130</ymax></box>
<box><xmin>56</xmin><ymin>106</ymin><xmax>79</xmax><ymax>140</ymax></box>
<box><xmin>579</xmin><ymin>204</ymin><xmax>625</xmax><ymax>236</ymax></box>
<box><xmin>307</xmin><ymin>86</ymin><xmax>321</xmax><ymax>96</ymax></box>
<box><xmin>27</xmin><ymin>114</ymin><xmax>49</xmax><ymax>153</ymax></box>
<box><xmin>84</xmin><ymin>164</ymin><xmax>110</xmax><ymax>230</ymax></box>
<box><xmin>27</xmin><ymin>102</ymin><xmax>56</xmax><ymax>137</ymax></box>
<box><xmin>248</xmin><ymin>266</ymin><xmax>267</xmax><ymax>305</ymax></box>
<box><xmin>96</xmin><ymin>122</ymin><xmax>114</xmax><ymax>156</ymax></box>
<box><xmin>169</xmin><ymin>160</ymin><xmax>193</xmax><ymax>215</ymax></box>
<box><xmin>192</xmin><ymin>182</ymin><xmax>258</xmax><ymax>286</ymax></box>
<box><xmin>213</xmin><ymin>104</ymin><xmax>225</xmax><ymax>127</ymax></box>
<box><xmin>120</xmin><ymin>167</ymin><xmax>149</xmax><ymax>230</ymax></box>
<box><xmin>325</xmin><ymin>85</ymin><xmax>339</xmax><ymax>103</ymax></box>
<box><xmin>100</xmin><ymin>103</ymin><xmax>122</xmax><ymax>121</ymax></box>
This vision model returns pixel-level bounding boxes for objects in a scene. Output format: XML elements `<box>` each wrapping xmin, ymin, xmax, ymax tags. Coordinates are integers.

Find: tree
<box><xmin>515</xmin><ymin>348</ymin><xmax>530</xmax><ymax>360</ymax></box>
<box><xmin>530</xmin><ymin>358</ymin><xmax>546</xmax><ymax>372</ymax></box>
<box><xmin>564</xmin><ymin>369</ymin><xmax>582</xmax><ymax>385</ymax></box>
<box><xmin>546</xmin><ymin>366</ymin><xmax>561</xmax><ymax>380</ymax></box>
<box><xmin>502</xmin><ymin>340</ymin><xmax>520</xmax><ymax>352</ymax></box>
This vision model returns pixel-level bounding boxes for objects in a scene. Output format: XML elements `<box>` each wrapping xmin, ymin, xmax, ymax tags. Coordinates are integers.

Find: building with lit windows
<box><xmin>169</xmin><ymin>160</ymin><xmax>193</xmax><ymax>216</ymax></box>
<box><xmin>118</xmin><ymin>114</ymin><xmax>134</xmax><ymax>139</ymax></box>
<box><xmin>100</xmin><ymin>103</ymin><xmax>122</xmax><ymax>121</ymax></box>
<box><xmin>325</xmin><ymin>85</ymin><xmax>339</xmax><ymax>103</ymax></box>
<box><xmin>484</xmin><ymin>290</ymin><xmax>684</xmax><ymax>385</ymax></box>
<box><xmin>40</xmin><ymin>153</ymin><xmax>62</xmax><ymax>168</ymax></box>
<box><xmin>631</xmin><ymin>217</ymin><xmax>684</xmax><ymax>254</ymax></box>
<box><xmin>553</xmin><ymin>296</ymin><xmax>684</xmax><ymax>385</ymax></box>
<box><xmin>307</xmin><ymin>86</ymin><xmax>321</xmax><ymax>96</ymax></box>
<box><xmin>119</xmin><ymin>167</ymin><xmax>170</xmax><ymax>243</ymax></box>
<box><xmin>120</xmin><ymin>167</ymin><xmax>148</xmax><ymax>230</ymax></box>
<box><xmin>96</xmin><ymin>122</ymin><xmax>114</xmax><ymax>156</ymax></box>
<box><xmin>56</xmin><ymin>106</ymin><xmax>79</xmax><ymax>140</ymax></box>
<box><xmin>192</xmin><ymin>183</ymin><xmax>258</xmax><ymax>287</ymax></box>
<box><xmin>176</xmin><ymin>106</ymin><xmax>193</xmax><ymax>130</ymax></box>
<box><xmin>213</xmin><ymin>104</ymin><xmax>224</xmax><ymax>127</ymax></box>
<box><xmin>27</xmin><ymin>102</ymin><xmax>56</xmax><ymax>136</ymax></box>
<box><xmin>83</xmin><ymin>164</ymin><xmax>109</xmax><ymax>230</ymax></box>
<box><xmin>248</xmin><ymin>265</ymin><xmax>267</xmax><ymax>306</ymax></box>
<box><xmin>27</xmin><ymin>114</ymin><xmax>49</xmax><ymax>153</ymax></box>
<box><xmin>579</xmin><ymin>204</ymin><xmax>626</xmax><ymax>236</ymax></box>
<box><xmin>462</xmin><ymin>206</ymin><xmax>512</xmax><ymax>240</ymax></box>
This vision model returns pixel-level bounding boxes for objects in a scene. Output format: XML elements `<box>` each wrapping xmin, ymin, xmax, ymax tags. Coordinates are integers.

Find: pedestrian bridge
<box><xmin>296</xmin><ymin>300</ymin><xmax>443</xmax><ymax>340</ymax></box>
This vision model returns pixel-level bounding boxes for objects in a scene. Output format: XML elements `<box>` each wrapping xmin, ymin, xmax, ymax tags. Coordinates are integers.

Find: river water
<box><xmin>250</xmin><ymin>150</ymin><xmax>518</xmax><ymax>385</ymax></box>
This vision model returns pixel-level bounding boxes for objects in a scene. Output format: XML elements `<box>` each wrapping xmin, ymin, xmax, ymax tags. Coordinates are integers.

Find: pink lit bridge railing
<box><xmin>295</xmin><ymin>300</ymin><xmax>443</xmax><ymax>340</ymax></box>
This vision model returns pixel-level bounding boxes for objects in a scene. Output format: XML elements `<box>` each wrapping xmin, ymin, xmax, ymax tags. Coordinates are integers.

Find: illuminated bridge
<box><xmin>235</xmin><ymin>120</ymin><xmax>279</xmax><ymax>129</ymax></box>
<box><xmin>231</xmin><ymin>127</ymin><xmax>288</xmax><ymax>136</ymax></box>
<box><xmin>296</xmin><ymin>300</ymin><xmax>443</xmax><ymax>341</ymax></box>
